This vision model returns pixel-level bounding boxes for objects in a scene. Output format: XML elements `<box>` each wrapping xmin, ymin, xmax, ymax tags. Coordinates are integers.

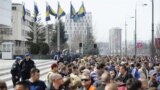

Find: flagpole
<box><xmin>57</xmin><ymin>18</ymin><xmax>60</xmax><ymax>51</ymax></box>
<box><xmin>33</xmin><ymin>22</ymin><xmax>37</xmax><ymax>43</ymax></box>
<box><xmin>46</xmin><ymin>21</ymin><xmax>49</xmax><ymax>44</ymax></box>
<box><xmin>23</xmin><ymin>19</ymin><xmax>26</xmax><ymax>53</ymax></box>
<box><xmin>81</xmin><ymin>31</ymin><xmax>84</xmax><ymax>56</ymax></box>
<box><xmin>22</xmin><ymin>2</ymin><xmax>26</xmax><ymax>53</ymax></box>
<box><xmin>69</xmin><ymin>18</ymin><xmax>72</xmax><ymax>54</ymax></box>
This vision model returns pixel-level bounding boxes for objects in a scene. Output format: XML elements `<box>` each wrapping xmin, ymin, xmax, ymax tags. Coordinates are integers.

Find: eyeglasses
<box><xmin>81</xmin><ymin>79</ymin><xmax>90</xmax><ymax>82</ymax></box>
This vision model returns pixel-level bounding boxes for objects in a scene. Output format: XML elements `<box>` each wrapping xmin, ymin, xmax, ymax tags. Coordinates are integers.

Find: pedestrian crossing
<box><xmin>0</xmin><ymin>60</ymin><xmax>56</xmax><ymax>90</ymax></box>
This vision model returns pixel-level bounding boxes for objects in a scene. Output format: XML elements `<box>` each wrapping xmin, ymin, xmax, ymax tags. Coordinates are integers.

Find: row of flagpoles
<box><xmin>22</xmin><ymin>1</ymin><xmax>86</xmax><ymax>51</ymax></box>
<box><xmin>22</xmin><ymin>1</ymin><xmax>86</xmax><ymax>22</ymax></box>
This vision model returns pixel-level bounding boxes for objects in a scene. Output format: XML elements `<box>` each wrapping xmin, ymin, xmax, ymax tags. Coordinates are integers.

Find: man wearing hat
<box><xmin>20</xmin><ymin>52</ymin><xmax>36</xmax><ymax>81</ymax></box>
<box><xmin>10</xmin><ymin>56</ymin><xmax>22</xmax><ymax>87</ymax></box>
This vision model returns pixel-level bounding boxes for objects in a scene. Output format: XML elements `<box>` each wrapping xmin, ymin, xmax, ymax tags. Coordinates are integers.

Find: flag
<box><xmin>49</xmin><ymin>5</ymin><xmax>57</xmax><ymax>17</ymax></box>
<box><xmin>34</xmin><ymin>2</ymin><xmax>39</xmax><ymax>22</ymax></box>
<box><xmin>57</xmin><ymin>2</ymin><xmax>65</xmax><ymax>19</ymax></box>
<box><xmin>22</xmin><ymin>4</ymin><xmax>26</xmax><ymax>21</ymax></box>
<box><xmin>70</xmin><ymin>2</ymin><xmax>76</xmax><ymax>19</ymax></box>
<box><xmin>77</xmin><ymin>2</ymin><xmax>86</xmax><ymax>17</ymax></box>
<box><xmin>46</xmin><ymin>2</ymin><xmax>50</xmax><ymax>21</ymax></box>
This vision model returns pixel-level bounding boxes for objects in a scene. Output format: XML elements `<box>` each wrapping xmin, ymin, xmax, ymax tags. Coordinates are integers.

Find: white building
<box><xmin>0</xmin><ymin>3</ymin><xmax>33</xmax><ymax>55</ymax></box>
<box><xmin>0</xmin><ymin>0</ymin><xmax>12</xmax><ymax>56</ymax></box>
<box><xmin>12</xmin><ymin>3</ymin><xmax>33</xmax><ymax>55</ymax></box>
<box><xmin>109</xmin><ymin>27</ymin><xmax>122</xmax><ymax>56</ymax></box>
<box><xmin>65</xmin><ymin>12</ymin><xmax>92</xmax><ymax>52</ymax></box>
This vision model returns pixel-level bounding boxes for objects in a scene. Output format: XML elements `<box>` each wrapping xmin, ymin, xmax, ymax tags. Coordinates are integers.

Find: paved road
<box><xmin>0</xmin><ymin>59</ymin><xmax>55</xmax><ymax>90</ymax></box>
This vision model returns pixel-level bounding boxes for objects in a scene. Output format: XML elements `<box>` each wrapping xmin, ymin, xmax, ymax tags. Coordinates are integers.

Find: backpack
<box><xmin>45</xmin><ymin>72</ymin><xmax>54</xmax><ymax>90</ymax></box>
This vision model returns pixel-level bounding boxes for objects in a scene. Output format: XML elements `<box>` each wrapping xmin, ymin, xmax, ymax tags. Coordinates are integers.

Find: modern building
<box><xmin>109</xmin><ymin>27</ymin><xmax>122</xmax><ymax>56</ymax></box>
<box><xmin>65</xmin><ymin>12</ymin><xmax>92</xmax><ymax>53</ymax></box>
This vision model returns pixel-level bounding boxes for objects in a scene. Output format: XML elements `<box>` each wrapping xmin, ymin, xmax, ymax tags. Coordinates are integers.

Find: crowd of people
<box><xmin>0</xmin><ymin>53</ymin><xmax>160</xmax><ymax>90</ymax></box>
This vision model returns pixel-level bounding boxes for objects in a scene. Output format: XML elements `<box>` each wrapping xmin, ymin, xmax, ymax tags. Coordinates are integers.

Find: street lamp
<box><xmin>125</xmin><ymin>17</ymin><xmax>134</xmax><ymax>56</ymax></box>
<box><xmin>134</xmin><ymin>3</ymin><xmax>147</xmax><ymax>57</ymax></box>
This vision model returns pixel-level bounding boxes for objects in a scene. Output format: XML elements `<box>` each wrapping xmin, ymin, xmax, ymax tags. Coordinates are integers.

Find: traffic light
<box><xmin>94</xmin><ymin>44</ymin><xmax>97</xmax><ymax>48</ymax></box>
<box><xmin>79</xmin><ymin>43</ymin><xmax>82</xmax><ymax>47</ymax></box>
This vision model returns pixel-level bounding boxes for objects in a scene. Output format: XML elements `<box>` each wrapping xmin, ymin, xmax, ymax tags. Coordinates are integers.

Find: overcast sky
<box><xmin>12</xmin><ymin>0</ymin><xmax>160</xmax><ymax>43</ymax></box>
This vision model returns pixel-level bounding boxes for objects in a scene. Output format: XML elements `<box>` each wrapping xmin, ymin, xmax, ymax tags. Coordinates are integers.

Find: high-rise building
<box><xmin>65</xmin><ymin>12</ymin><xmax>92</xmax><ymax>52</ymax></box>
<box><xmin>109</xmin><ymin>27</ymin><xmax>122</xmax><ymax>56</ymax></box>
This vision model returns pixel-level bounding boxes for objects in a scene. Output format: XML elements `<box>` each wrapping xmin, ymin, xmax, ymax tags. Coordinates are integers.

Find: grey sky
<box><xmin>12</xmin><ymin>0</ymin><xmax>160</xmax><ymax>42</ymax></box>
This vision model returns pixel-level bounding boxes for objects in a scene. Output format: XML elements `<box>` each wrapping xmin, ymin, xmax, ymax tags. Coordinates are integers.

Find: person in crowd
<box><xmin>92</xmin><ymin>63</ymin><xmax>105</xmax><ymax>88</ymax></box>
<box><xmin>117</xmin><ymin>65</ymin><xmax>133</xmax><ymax>83</ymax></box>
<box><xmin>139</xmin><ymin>78</ymin><xmax>149</xmax><ymax>90</ymax></box>
<box><xmin>131</xmin><ymin>63</ymin><xmax>141</xmax><ymax>79</ymax></box>
<box><xmin>59</xmin><ymin>65</ymin><xmax>69</xmax><ymax>77</ymax></box>
<box><xmin>97</xmin><ymin>72</ymin><xmax>111</xmax><ymax>90</ymax></box>
<box><xmin>15</xmin><ymin>81</ymin><xmax>30</xmax><ymax>90</ymax></box>
<box><xmin>115</xmin><ymin>63</ymin><xmax>120</xmax><ymax>77</ymax></box>
<box><xmin>70</xmin><ymin>74</ymin><xmax>81</xmax><ymax>90</ymax></box>
<box><xmin>80</xmin><ymin>72</ymin><xmax>96</xmax><ymax>90</ymax></box>
<box><xmin>109</xmin><ymin>69</ymin><xmax>117</xmax><ymax>81</ymax></box>
<box><xmin>105</xmin><ymin>83</ymin><xmax>118</xmax><ymax>90</ymax></box>
<box><xmin>139</xmin><ymin>64</ymin><xmax>149</xmax><ymax>80</ymax></box>
<box><xmin>148</xmin><ymin>61</ymin><xmax>155</xmax><ymax>71</ymax></box>
<box><xmin>28</xmin><ymin>68</ymin><xmax>46</xmax><ymax>90</ymax></box>
<box><xmin>63</xmin><ymin>77</ymin><xmax>71</xmax><ymax>90</ymax></box>
<box><xmin>45</xmin><ymin>63</ymin><xmax>59</xmax><ymax>89</ymax></box>
<box><xmin>70</xmin><ymin>65</ymin><xmax>79</xmax><ymax>76</ymax></box>
<box><xmin>148</xmin><ymin>70</ymin><xmax>158</xmax><ymax>89</ymax></box>
<box><xmin>10</xmin><ymin>56</ymin><xmax>22</xmax><ymax>87</ymax></box>
<box><xmin>126</xmin><ymin>78</ymin><xmax>142</xmax><ymax>90</ymax></box>
<box><xmin>0</xmin><ymin>80</ymin><xmax>7</xmax><ymax>90</ymax></box>
<box><xmin>20</xmin><ymin>52</ymin><xmax>36</xmax><ymax>81</ymax></box>
<box><xmin>50</xmin><ymin>74</ymin><xmax>64</xmax><ymax>90</ymax></box>
<box><xmin>78</xmin><ymin>66</ymin><xmax>86</xmax><ymax>76</ymax></box>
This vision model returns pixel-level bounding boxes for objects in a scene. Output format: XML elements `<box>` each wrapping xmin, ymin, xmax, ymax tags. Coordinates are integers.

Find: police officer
<box><xmin>10</xmin><ymin>56</ymin><xmax>22</xmax><ymax>87</ymax></box>
<box><xmin>20</xmin><ymin>52</ymin><xmax>36</xmax><ymax>81</ymax></box>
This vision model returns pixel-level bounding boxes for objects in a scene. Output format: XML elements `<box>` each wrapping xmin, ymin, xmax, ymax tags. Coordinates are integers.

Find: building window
<box><xmin>12</xmin><ymin>7</ymin><xmax>16</xmax><ymax>10</ymax></box>
<box><xmin>2</xmin><ymin>44</ymin><xmax>11</xmax><ymax>52</ymax></box>
<box><xmin>16</xmin><ymin>40</ymin><xmax>21</xmax><ymax>47</ymax></box>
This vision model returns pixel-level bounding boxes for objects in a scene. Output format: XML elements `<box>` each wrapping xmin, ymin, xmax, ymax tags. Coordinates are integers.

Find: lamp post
<box><xmin>134</xmin><ymin>6</ymin><xmax>137</xmax><ymax>57</ymax></box>
<box><xmin>151</xmin><ymin>0</ymin><xmax>154</xmax><ymax>57</ymax></box>
<box><xmin>125</xmin><ymin>20</ymin><xmax>127</xmax><ymax>55</ymax></box>
<box><xmin>134</xmin><ymin>3</ymin><xmax>147</xmax><ymax>57</ymax></box>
